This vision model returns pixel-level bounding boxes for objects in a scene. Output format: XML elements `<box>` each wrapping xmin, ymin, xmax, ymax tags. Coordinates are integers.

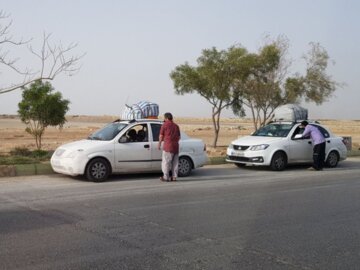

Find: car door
<box><xmin>150</xmin><ymin>123</ymin><xmax>163</xmax><ymax>169</ymax></box>
<box><xmin>315</xmin><ymin>125</ymin><xmax>332</xmax><ymax>156</ymax></box>
<box><xmin>114</xmin><ymin>124</ymin><xmax>152</xmax><ymax>172</ymax></box>
<box><xmin>288</xmin><ymin>125</ymin><xmax>313</xmax><ymax>163</ymax></box>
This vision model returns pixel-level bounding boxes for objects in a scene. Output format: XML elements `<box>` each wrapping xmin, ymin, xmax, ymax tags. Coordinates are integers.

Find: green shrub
<box><xmin>31</xmin><ymin>149</ymin><xmax>52</xmax><ymax>159</ymax></box>
<box><xmin>0</xmin><ymin>156</ymin><xmax>38</xmax><ymax>165</ymax></box>
<box><xmin>0</xmin><ymin>148</ymin><xmax>53</xmax><ymax>165</ymax></box>
<box><xmin>10</xmin><ymin>147</ymin><xmax>32</xmax><ymax>157</ymax></box>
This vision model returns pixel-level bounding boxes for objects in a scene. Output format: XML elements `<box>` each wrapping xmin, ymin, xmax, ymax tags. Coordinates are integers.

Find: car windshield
<box><xmin>252</xmin><ymin>123</ymin><xmax>294</xmax><ymax>137</ymax></box>
<box><xmin>88</xmin><ymin>122</ymin><xmax>128</xmax><ymax>141</ymax></box>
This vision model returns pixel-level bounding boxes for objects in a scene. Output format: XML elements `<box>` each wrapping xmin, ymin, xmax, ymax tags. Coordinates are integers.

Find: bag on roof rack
<box><xmin>272</xmin><ymin>104</ymin><xmax>308</xmax><ymax>122</ymax></box>
<box><xmin>121</xmin><ymin>101</ymin><xmax>159</xmax><ymax>120</ymax></box>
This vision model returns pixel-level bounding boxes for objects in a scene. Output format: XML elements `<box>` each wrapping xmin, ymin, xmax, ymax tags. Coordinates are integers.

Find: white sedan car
<box><xmin>51</xmin><ymin>119</ymin><xmax>208</xmax><ymax>182</ymax></box>
<box><xmin>226</xmin><ymin>121</ymin><xmax>347</xmax><ymax>170</ymax></box>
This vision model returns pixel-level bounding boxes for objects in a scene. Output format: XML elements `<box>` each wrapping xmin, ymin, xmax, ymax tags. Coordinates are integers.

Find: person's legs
<box><xmin>313</xmin><ymin>143</ymin><xmax>324</xmax><ymax>170</ymax></box>
<box><xmin>318</xmin><ymin>142</ymin><xmax>326</xmax><ymax>169</ymax></box>
<box><xmin>161</xmin><ymin>151</ymin><xmax>172</xmax><ymax>181</ymax></box>
<box><xmin>171</xmin><ymin>153</ymin><xmax>179</xmax><ymax>180</ymax></box>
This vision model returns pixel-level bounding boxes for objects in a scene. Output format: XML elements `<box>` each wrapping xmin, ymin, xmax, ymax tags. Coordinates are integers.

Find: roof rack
<box><xmin>269</xmin><ymin>119</ymin><xmax>321</xmax><ymax>125</ymax></box>
<box><xmin>123</xmin><ymin>118</ymin><xmax>163</xmax><ymax>124</ymax></box>
<box><xmin>293</xmin><ymin>119</ymin><xmax>320</xmax><ymax>124</ymax></box>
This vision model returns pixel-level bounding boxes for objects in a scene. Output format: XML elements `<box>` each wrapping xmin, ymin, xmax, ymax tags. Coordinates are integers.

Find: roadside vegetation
<box><xmin>18</xmin><ymin>80</ymin><xmax>70</xmax><ymax>150</ymax></box>
<box><xmin>0</xmin><ymin>147</ymin><xmax>53</xmax><ymax>165</ymax></box>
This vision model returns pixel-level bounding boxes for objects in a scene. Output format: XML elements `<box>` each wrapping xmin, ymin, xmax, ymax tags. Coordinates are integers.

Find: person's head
<box><xmin>164</xmin><ymin>112</ymin><xmax>173</xmax><ymax>121</ymax></box>
<box><xmin>300</xmin><ymin>120</ymin><xmax>308</xmax><ymax>128</ymax></box>
<box><xmin>128</xmin><ymin>129</ymin><xmax>137</xmax><ymax>141</ymax></box>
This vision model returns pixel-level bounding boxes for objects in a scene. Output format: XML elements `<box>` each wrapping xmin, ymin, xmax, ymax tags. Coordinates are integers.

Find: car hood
<box><xmin>231</xmin><ymin>135</ymin><xmax>284</xmax><ymax>146</ymax></box>
<box><xmin>54</xmin><ymin>139</ymin><xmax>110</xmax><ymax>153</ymax></box>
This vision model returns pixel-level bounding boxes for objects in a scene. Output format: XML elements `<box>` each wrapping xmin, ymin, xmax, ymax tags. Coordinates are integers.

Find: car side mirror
<box><xmin>119</xmin><ymin>136</ymin><xmax>127</xmax><ymax>143</ymax></box>
<box><xmin>293</xmin><ymin>134</ymin><xmax>302</xmax><ymax>140</ymax></box>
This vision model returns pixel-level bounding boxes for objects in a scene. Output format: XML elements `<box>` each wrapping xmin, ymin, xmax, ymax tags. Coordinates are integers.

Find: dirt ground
<box><xmin>1</xmin><ymin>115</ymin><xmax>359</xmax><ymax>157</ymax></box>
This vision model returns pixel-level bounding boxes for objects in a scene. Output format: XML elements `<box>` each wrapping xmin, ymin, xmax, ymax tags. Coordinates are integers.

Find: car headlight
<box><xmin>228</xmin><ymin>144</ymin><xmax>234</xmax><ymax>150</ymax></box>
<box><xmin>249</xmin><ymin>144</ymin><xmax>269</xmax><ymax>151</ymax></box>
<box><xmin>66</xmin><ymin>149</ymin><xmax>84</xmax><ymax>158</ymax></box>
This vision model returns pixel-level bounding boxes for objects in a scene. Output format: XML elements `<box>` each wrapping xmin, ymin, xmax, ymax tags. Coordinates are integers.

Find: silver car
<box><xmin>226</xmin><ymin>121</ymin><xmax>347</xmax><ymax>170</ymax></box>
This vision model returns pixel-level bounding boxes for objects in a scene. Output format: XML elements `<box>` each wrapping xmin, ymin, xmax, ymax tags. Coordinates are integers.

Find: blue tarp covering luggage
<box><xmin>121</xmin><ymin>101</ymin><xmax>159</xmax><ymax>120</ymax></box>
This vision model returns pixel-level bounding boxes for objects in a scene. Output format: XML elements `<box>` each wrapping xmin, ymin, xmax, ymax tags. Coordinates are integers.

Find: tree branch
<box><xmin>0</xmin><ymin>12</ymin><xmax>85</xmax><ymax>94</ymax></box>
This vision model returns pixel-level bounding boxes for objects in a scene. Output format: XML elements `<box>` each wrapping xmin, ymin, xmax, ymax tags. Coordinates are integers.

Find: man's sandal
<box><xmin>160</xmin><ymin>177</ymin><xmax>169</xmax><ymax>182</ymax></box>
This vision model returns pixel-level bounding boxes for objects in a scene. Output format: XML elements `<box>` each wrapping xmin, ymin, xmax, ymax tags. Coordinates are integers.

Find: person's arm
<box><xmin>158</xmin><ymin>134</ymin><xmax>163</xmax><ymax>150</ymax></box>
<box><xmin>301</xmin><ymin>126</ymin><xmax>311</xmax><ymax>138</ymax></box>
<box><xmin>158</xmin><ymin>126</ymin><xmax>164</xmax><ymax>150</ymax></box>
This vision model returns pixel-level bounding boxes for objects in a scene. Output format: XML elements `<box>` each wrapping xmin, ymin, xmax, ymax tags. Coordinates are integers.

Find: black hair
<box><xmin>164</xmin><ymin>112</ymin><xmax>173</xmax><ymax>121</ymax></box>
<box><xmin>301</xmin><ymin>120</ymin><xmax>308</xmax><ymax>126</ymax></box>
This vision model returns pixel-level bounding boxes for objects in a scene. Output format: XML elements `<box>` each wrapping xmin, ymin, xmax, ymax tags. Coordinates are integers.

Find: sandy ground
<box><xmin>1</xmin><ymin>115</ymin><xmax>359</xmax><ymax>157</ymax></box>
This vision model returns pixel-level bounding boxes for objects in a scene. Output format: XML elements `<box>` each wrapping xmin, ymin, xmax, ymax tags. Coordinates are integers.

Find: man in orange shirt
<box><xmin>158</xmin><ymin>112</ymin><xmax>181</xmax><ymax>182</ymax></box>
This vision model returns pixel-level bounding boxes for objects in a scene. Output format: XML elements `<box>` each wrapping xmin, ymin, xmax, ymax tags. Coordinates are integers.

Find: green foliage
<box><xmin>0</xmin><ymin>156</ymin><xmax>37</xmax><ymax>165</ymax></box>
<box><xmin>10</xmin><ymin>147</ymin><xmax>32</xmax><ymax>157</ymax></box>
<box><xmin>232</xmin><ymin>38</ymin><xmax>339</xmax><ymax>130</ymax></box>
<box><xmin>171</xmin><ymin>36</ymin><xmax>340</xmax><ymax>138</ymax></box>
<box><xmin>31</xmin><ymin>149</ymin><xmax>52</xmax><ymax>159</ymax></box>
<box><xmin>302</xmin><ymin>43</ymin><xmax>338</xmax><ymax>104</ymax></box>
<box><xmin>18</xmin><ymin>80</ymin><xmax>70</xmax><ymax>149</ymax></box>
<box><xmin>170</xmin><ymin>45</ymin><xmax>248</xmax><ymax>147</ymax></box>
<box><xmin>0</xmin><ymin>147</ymin><xmax>52</xmax><ymax>165</ymax></box>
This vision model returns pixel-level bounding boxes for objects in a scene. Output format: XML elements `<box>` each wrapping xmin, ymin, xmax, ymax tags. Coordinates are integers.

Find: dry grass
<box><xmin>1</xmin><ymin>115</ymin><xmax>359</xmax><ymax>157</ymax></box>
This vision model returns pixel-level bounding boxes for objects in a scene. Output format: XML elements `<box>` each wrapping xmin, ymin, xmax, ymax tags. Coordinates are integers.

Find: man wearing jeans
<box><xmin>158</xmin><ymin>112</ymin><xmax>181</xmax><ymax>181</ymax></box>
<box><xmin>300</xmin><ymin>120</ymin><xmax>326</xmax><ymax>170</ymax></box>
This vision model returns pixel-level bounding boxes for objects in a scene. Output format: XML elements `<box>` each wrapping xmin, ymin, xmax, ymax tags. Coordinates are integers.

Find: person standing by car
<box><xmin>158</xmin><ymin>112</ymin><xmax>181</xmax><ymax>181</ymax></box>
<box><xmin>300</xmin><ymin>120</ymin><xmax>326</xmax><ymax>170</ymax></box>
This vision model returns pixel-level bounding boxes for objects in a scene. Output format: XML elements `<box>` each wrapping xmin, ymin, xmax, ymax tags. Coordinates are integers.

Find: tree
<box><xmin>232</xmin><ymin>40</ymin><xmax>285</xmax><ymax>130</ymax></box>
<box><xmin>232</xmin><ymin>37</ymin><xmax>339</xmax><ymax>131</ymax></box>
<box><xmin>170</xmin><ymin>46</ymin><xmax>247</xmax><ymax>147</ymax></box>
<box><xmin>18</xmin><ymin>80</ymin><xmax>70</xmax><ymax>150</ymax></box>
<box><xmin>0</xmin><ymin>11</ymin><xmax>84</xmax><ymax>94</ymax></box>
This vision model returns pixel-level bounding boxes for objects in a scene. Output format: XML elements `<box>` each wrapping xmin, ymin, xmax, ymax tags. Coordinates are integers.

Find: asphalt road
<box><xmin>1</xmin><ymin>158</ymin><xmax>360</xmax><ymax>270</ymax></box>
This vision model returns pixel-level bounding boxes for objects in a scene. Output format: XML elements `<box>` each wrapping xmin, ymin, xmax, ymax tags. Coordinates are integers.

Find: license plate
<box><xmin>52</xmin><ymin>160</ymin><xmax>61</xmax><ymax>166</ymax></box>
<box><xmin>231</xmin><ymin>150</ymin><xmax>244</xmax><ymax>157</ymax></box>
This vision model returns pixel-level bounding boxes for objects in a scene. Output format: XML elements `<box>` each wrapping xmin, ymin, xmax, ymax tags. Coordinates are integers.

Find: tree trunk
<box><xmin>211</xmin><ymin>106</ymin><xmax>221</xmax><ymax>148</ymax></box>
<box><xmin>35</xmin><ymin>129</ymin><xmax>44</xmax><ymax>150</ymax></box>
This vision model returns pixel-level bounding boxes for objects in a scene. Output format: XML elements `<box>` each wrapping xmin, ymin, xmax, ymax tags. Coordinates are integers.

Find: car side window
<box><xmin>291</xmin><ymin>126</ymin><xmax>305</xmax><ymax>139</ymax></box>
<box><xmin>151</xmin><ymin>124</ymin><xmax>162</xmax><ymax>142</ymax></box>
<box><xmin>119</xmin><ymin>124</ymin><xmax>148</xmax><ymax>143</ymax></box>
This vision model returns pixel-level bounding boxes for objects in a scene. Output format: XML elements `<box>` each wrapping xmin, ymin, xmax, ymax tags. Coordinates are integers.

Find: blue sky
<box><xmin>1</xmin><ymin>0</ymin><xmax>359</xmax><ymax>119</ymax></box>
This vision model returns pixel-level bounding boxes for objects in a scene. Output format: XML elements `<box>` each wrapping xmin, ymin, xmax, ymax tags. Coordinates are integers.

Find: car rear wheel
<box><xmin>270</xmin><ymin>152</ymin><xmax>287</xmax><ymax>171</ymax></box>
<box><xmin>326</xmin><ymin>151</ymin><xmax>339</xmax><ymax>168</ymax></box>
<box><xmin>86</xmin><ymin>158</ymin><xmax>110</xmax><ymax>182</ymax></box>
<box><xmin>178</xmin><ymin>156</ymin><xmax>192</xmax><ymax>177</ymax></box>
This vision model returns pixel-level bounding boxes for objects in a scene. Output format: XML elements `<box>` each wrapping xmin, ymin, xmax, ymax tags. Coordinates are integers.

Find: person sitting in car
<box><xmin>127</xmin><ymin>129</ymin><xmax>137</xmax><ymax>142</ymax></box>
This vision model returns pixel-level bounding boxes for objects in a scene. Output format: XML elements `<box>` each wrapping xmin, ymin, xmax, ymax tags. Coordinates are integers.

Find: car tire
<box><xmin>86</xmin><ymin>158</ymin><xmax>110</xmax><ymax>182</ymax></box>
<box><xmin>326</xmin><ymin>151</ymin><xmax>339</xmax><ymax>168</ymax></box>
<box><xmin>270</xmin><ymin>151</ymin><xmax>287</xmax><ymax>171</ymax></box>
<box><xmin>178</xmin><ymin>156</ymin><xmax>192</xmax><ymax>177</ymax></box>
<box><xmin>235</xmin><ymin>163</ymin><xmax>246</xmax><ymax>168</ymax></box>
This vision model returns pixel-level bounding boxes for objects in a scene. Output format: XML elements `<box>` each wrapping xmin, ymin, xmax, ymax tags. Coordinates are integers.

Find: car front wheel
<box><xmin>326</xmin><ymin>151</ymin><xmax>339</xmax><ymax>168</ymax></box>
<box><xmin>235</xmin><ymin>163</ymin><xmax>246</xmax><ymax>168</ymax></box>
<box><xmin>270</xmin><ymin>151</ymin><xmax>287</xmax><ymax>171</ymax></box>
<box><xmin>86</xmin><ymin>158</ymin><xmax>110</xmax><ymax>182</ymax></box>
<box><xmin>178</xmin><ymin>156</ymin><xmax>192</xmax><ymax>177</ymax></box>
